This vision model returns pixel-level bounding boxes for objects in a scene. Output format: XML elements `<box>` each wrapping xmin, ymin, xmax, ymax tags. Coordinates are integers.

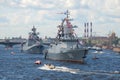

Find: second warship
<box><xmin>22</xmin><ymin>26</ymin><xmax>43</xmax><ymax>54</ymax></box>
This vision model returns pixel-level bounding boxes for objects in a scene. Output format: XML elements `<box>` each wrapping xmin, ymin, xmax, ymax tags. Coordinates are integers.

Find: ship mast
<box><xmin>65</xmin><ymin>10</ymin><xmax>70</xmax><ymax>18</ymax></box>
<box><xmin>32</xmin><ymin>26</ymin><xmax>36</xmax><ymax>34</ymax></box>
<box><xmin>57</xmin><ymin>10</ymin><xmax>76</xmax><ymax>40</ymax></box>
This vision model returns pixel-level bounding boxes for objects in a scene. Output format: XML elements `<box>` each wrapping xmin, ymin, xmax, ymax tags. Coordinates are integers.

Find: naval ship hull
<box><xmin>23</xmin><ymin>45</ymin><xmax>44</xmax><ymax>54</ymax></box>
<box><xmin>44</xmin><ymin>49</ymin><xmax>88</xmax><ymax>63</ymax></box>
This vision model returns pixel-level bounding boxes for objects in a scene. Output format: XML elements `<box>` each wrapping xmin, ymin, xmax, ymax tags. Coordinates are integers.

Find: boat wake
<box><xmin>38</xmin><ymin>65</ymin><xmax>120</xmax><ymax>75</ymax></box>
<box><xmin>93</xmin><ymin>51</ymin><xmax>104</xmax><ymax>54</ymax></box>
<box><xmin>38</xmin><ymin>65</ymin><xmax>80</xmax><ymax>74</ymax></box>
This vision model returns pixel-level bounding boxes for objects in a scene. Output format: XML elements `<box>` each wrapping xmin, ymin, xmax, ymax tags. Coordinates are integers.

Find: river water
<box><xmin>0</xmin><ymin>45</ymin><xmax>120</xmax><ymax>80</ymax></box>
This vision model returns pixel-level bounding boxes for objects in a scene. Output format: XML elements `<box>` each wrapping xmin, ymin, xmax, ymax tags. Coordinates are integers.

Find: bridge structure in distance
<box><xmin>0</xmin><ymin>38</ymin><xmax>26</xmax><ymax>48</ymax></box>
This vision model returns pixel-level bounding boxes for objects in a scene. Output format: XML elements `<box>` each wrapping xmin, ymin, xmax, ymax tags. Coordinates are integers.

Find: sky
<box><xmin>0</xmin><ymin>0</ymin><xmax>120</xmax><ymax>39</ymax></box>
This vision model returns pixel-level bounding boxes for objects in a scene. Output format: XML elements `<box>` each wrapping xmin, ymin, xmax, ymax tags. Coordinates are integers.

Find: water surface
<box><xmin>0</xmin><ymin>45</ymin><xmax>120</xmax><ymax>80</ymax></box>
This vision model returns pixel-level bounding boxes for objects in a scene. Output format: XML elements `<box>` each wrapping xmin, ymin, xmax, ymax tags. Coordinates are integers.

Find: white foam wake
<box><xmin>38</xmin><ymin>65</ymin><xmax>80</xmax><ymax>74</ymax></box>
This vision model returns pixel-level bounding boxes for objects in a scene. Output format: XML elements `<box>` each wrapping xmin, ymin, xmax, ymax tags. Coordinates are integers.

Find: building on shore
<box><xmin>83</xmin><ymin>31</ymin><xmax>120</xmax><ymax>49</ymax></box>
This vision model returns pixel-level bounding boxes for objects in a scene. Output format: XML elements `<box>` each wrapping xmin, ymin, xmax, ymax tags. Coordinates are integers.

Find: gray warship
<box><xmin>44</xmin><ymin>10</ymin><xmax>88</xmax><ymax>63</ymax></box>
<box><xmin>22</xmin><ymin>26</ymin><xmax>43</xmax><ymax>54</ymax></box>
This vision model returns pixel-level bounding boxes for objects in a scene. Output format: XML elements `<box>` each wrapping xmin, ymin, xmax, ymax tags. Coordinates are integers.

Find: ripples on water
<box><xmin>0</xmin><ymin>45</ymin><xmax>120</xmax><ymax>80</ymax></box>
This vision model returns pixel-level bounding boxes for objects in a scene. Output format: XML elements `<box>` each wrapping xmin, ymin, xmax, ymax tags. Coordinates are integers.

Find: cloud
<box><xmin>0</xmin><ymin>0</ymin><xmax>120</xmax><ymax>38</ymax></box>
<box><xmin>0</xmin><ymin>16</ymin><xmax>9</xmax><ymax>23</ymax></box>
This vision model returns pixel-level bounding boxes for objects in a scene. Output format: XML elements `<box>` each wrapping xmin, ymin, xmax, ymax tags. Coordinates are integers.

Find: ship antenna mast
<box><xmin>57</xmin><ymin>10</ymin><xmax>70</xmax><ymax>18</ymax></box>
<box><xmin>65</xmin><ymin>10</ymin><xmax>70</xmax><ymax>18</ymax></box>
